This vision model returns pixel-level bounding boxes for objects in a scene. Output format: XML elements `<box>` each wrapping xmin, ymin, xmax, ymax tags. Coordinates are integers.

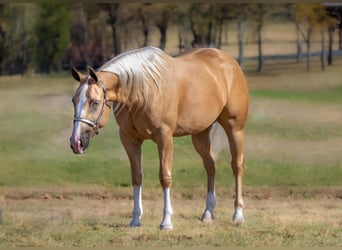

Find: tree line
<box><xmin>0</xmin><ymin>3</ymin><xmax>341</xmax><ymax>75</ymax></box>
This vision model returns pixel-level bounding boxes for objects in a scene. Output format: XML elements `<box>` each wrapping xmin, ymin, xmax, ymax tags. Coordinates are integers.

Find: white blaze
<box><xmin>72</xmin><ymin>81</ymin><xmax>89</xmax><ymax>139</ymax></box>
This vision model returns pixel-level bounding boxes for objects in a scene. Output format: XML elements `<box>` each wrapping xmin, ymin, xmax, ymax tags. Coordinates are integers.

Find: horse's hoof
<box><xmin>129</xmin><ymin>221</ymin><xmax>142</xmax><ymax>228</ymax></box>
<box><xmin>232</xmin><ymin>208</ymin><xmax>244</xmax><ymax>224</ymax></box>
<box><xmin>201</xmin><ymin>211</ymin><xmax>214</xmax><ymax>224</ymax></box>
<box><xmin>232</xmin><ymin>217</ymin><xmax>244</xmax><ymax>225</ymax></box>
<box><xmin>160</xmin><ymin>223</ymin><xmax>173</xmax><ymax>231</ymax></box>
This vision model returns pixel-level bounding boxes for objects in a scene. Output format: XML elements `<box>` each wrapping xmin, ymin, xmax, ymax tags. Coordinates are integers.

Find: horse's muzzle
<box><xmin>70</xmin><ymin>137</ymin><xmax>85</xmax><ymax>154</ymax></box>
<box><xmin>70</xmin><ymin>132</ymin><xmax>91</xmax><ymax>154</ymax></box>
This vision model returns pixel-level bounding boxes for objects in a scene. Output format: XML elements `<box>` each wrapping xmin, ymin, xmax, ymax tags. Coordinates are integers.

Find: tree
<box><xmin>34</xmin><ymin>3</ymin><xmax>71</xmax><ymax>73</ymax></box>
<box><xmin>153</xmin><ymin>3</ymin><xmax>177</xmax><ymax>50</ymax></box>
<box><xmin>249</xmin><ymin>4</ymin><xmax>287</xmax><ymax>72</ymax></box>
<box><xmin>255</xmin><ymin>4</ymin><xmax>266</xmax><ymax>72</ymax></box>
<box><xmin>98</xmin><ymin>3</ymin><xmax>121</xmax><ymax>56</ymax></box>
<box><xmin>317</xmin><ymin>9</ymin><xmax>335</xmax><ymax>70</ymax></box>
<box><xmin>1</xmin><ymin>3</ymin><xmax>37</xmax><ymax>75</ymax></box>
<box><xmin>69</xmin><ymin>3</ymin><xmax>89</xmax><ymax>70</ymax></box>
<box><xmin>326</xmin><ymin>4</ymin><xmax>341</xmax><ymax>65</ymax></box>
<box><xmin>0</xmin><ymin>4</ymin><xmax>8</xmax><ymax>74</ymax></box>
<box><xmin>174</xmin><ymin>3</ymin><xmax>190</xmax><ymax>53</ymax></box>
<box><xmin>291</xmin><ymin>4</ymin><xmax>331</xmax><ymax>71</ymax></box>
<box><xmin>228</xmin><ymin>4</ymin><xmax>254</xmax><ymax>67</ymax></box>
<box><xmin>138</xmin><ymin>3</ymin><xmax>153</xmax><ymax>47</ymax></box>
<box><xmin>210</xmin><ymin>4</ymin><xmax>231</xmax><ymax>49</ymax></box>
<box><xmin>189</xmin><ymin>3</ymin><xmax>216</xmax><ymax>47</ymax></box>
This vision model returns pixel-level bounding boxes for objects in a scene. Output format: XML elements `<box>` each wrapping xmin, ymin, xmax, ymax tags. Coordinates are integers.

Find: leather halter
<box><xmin>73</xmin><ymin>83</ymin><xmax>110</xmax><ymax>135</ymax></box>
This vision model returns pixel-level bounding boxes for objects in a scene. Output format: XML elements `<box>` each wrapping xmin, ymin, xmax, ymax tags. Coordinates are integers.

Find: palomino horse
<box><xmin>70</xmin><ymin>46</ymin><xmax>249</xmax><ymax>230</ymax></box>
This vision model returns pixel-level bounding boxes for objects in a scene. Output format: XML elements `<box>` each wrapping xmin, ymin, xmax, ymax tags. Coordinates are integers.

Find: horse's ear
<box><xmin>87</xmin><ymin>66</ymin><xmax>98</xmax><ymax>83</ymax></box>
<box><xmin>71</xmin><ymin>66</ymin><xmax>81</xmax><ymax>82</ymax></box>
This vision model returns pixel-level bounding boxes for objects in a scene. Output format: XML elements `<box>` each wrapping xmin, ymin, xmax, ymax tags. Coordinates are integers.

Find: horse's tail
<box><xmin>209</xmin><ymin>122</ymin><xmax>229</xmax><ymax>160</ymax></box>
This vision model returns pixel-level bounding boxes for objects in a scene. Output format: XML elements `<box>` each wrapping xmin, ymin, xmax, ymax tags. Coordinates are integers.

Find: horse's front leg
<box><xmin>228</xmin><ymin>128</ymin><xmax>245</xmax><ymax>224</ymax></box>
<box><xmin>120</xmin><ymin>129</ymin><xmax>143</xmax><ymax>227</ymax></box>
<box><xmin>156</xmin><ymin>128</ymin><xmax>174</xmax><ymax>230</ymax></box>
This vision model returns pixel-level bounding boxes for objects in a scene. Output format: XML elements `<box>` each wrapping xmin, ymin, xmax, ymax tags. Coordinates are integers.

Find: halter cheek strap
<box><xmin>73</xmin><ymin>84</ymin><xmax>110</xmax><ymax>135</ymax></box>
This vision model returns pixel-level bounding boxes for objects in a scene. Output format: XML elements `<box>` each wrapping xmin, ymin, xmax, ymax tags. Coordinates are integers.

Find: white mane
<box><xmin>99</xmin><ymin>46</ymin><xmax>170</xmax><ymax>111</ymax></box>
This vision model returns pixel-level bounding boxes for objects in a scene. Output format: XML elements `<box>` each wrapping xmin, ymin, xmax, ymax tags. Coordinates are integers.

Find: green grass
<box><xmin>0</xmin><ymin>61</ymin><xmax>342</xmax><ymax>189</ymax></box>
<box><xmin>250</xmin><ymin>88</ymin><xmax>342</xmax><ymax>104</ymax></box>
<box><xmin>0</xmin><ymin>60</ymin><xmax>342</xmax><ymax>247</ymax></box>
<box><xmin>246</xmin><ymin>119</ymin><xmax>342</xmax><ymax>141</ymax></box>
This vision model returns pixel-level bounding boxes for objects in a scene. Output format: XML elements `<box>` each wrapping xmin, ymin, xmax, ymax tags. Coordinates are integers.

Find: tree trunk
<box><xmin>217</xmin><ymin>18</ymin><xmax>224</xmax><ymax>49</ymax></box>
<box><xmin>328</xmin><ymin>26</ymin><xmax>334</xmax><ymax>65</ymax></box>
<box><xmin>257</xmin><ymin>24</ymin><xmax>263</xmax><ymax>72</ymax></box>
<box><xmin>158</xmin><ymin>24</ymin><xmax>167</xmax><ymax>50</ymax></box>
<box><xmin>190</xmin><ymin>18</ymin><xmax>200</xmax><ymax>47</ymax></box>
<box><xmin>142</xmin><ymin>25</ymin><xmax>148</xmax><ymax>47</ymax></box>
<box><xmin>306</xmin><ymin>29</ymin><xmax>312</xmax><ymax>71</ymax></box>
<box><xmin>237</xmin><ymin>19</ymin><xmax>245</xmax><ymax>67</ymax></box>
<box><xmin>339</xmin><ymin>24</ymin><xmax>342</xmax><ymax>50</ymax></box>
<box><xmin>80</xmin><ymin>3</ymin><xmax>89</xmax><ymax>66</ymax></box>
<box><xmin>140</xmin><ymin>14</ymin><xmax>149</xmax><ymax>47</ymax></box>
<box><xmin>206</xmin><ymin>21</ymin><xmax>213</xmax><ymax>47</ymax></box>
<box><xmin>178</xmin><ymin>32</ymin><xmax>183</xmax><ymax>53</ymax></box>
<box><xmin>224</xmin><ymin>20</ymin><xmax>229</xmax><ymax>45</ymax></box>
<box><xmin>320</xmin><ymin>30</ymin><xmax>325</xmax><ymax>71</ymax></box>
<box><xmin>108</xmin><ymin>4</ymin><xmax>120</xmax><ymax>56</ymax></box>
<box><xmin>296</xmin><ymin>25</ymin><xmax>302</xmax><ymax>63</ymax></box>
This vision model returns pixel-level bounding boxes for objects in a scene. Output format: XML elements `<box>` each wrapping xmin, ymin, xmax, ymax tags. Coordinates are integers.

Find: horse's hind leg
<box><xmin>156</xmin><ymin>127</ymin><xmax>174</xmax><ymax>230</ymax></box>
<box><xmin>191</xmin><ymin>128</ymin><xmax>216</xmax><ymax>223</ymax></box>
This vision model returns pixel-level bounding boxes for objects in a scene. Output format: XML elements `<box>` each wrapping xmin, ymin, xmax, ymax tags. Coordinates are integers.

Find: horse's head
<box><xmin>70</xmin><ymin>66</ymin><xmax>111</xmax><ymax>154</ymax></box>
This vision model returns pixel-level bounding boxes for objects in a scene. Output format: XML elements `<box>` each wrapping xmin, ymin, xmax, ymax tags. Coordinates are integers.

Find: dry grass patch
<box><xmin>0</xmin><ymin>186</ymin><xmax>341</xmax><ymax>247</ymax></box>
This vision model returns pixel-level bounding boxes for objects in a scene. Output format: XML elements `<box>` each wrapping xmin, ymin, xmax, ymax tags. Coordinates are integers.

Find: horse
<box><xmin>69</xmin><ymin>46</ymin><xmax>249</xmax><ymax>230</ymax></box>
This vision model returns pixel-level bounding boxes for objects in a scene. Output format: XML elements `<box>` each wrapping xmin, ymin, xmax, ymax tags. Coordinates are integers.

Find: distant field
<box><xmin>0</xmin><ymin>55</ymin><xmax>341</xmax><ymax>246</ymax></box>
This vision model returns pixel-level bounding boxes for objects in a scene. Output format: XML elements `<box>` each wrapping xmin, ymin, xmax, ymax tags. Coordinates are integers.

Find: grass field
<box><xmin>0</xmin><ymin>55</ymin><xmax>341</xmax><ymax>246</ymax></box>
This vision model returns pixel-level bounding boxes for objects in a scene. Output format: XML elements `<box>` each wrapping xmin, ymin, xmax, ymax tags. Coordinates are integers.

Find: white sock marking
<box><xmin>129</xmin><ymin>185</ymin><xmax>143</xmax><ymax>227</ymax></box>
<box><xmin>160</xmin><ymin>188</ymin><xmax>173</xmax><ymax>230</ymax></box>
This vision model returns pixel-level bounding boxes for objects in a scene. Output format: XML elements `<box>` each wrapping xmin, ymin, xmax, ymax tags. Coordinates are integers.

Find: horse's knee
<box><xmin>132</xmin><ymin>174</ymin><xmax>143</xmax><ymax>186</ymax></box>
<box><xmin>131</xmin><ymin>167</ymin><xmax>143</xmax><ymax>185</ymax></box>
<box><xmin>159</xmin><ymin>174</ymin><xmax>172</xmax><ymax>189</ymax></box>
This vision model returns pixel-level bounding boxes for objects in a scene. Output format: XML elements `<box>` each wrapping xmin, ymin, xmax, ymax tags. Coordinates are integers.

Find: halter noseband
<box><xmin>73</xmin><ymin>83</ymin><xmax>111</xmax><ymax>135</ymax></box>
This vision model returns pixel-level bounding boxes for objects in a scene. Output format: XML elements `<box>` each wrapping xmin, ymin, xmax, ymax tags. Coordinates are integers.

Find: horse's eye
<box><xmin>93</xmin><ymin>100</ymin><xmax>100</xmax><ymax>107</ymax></box>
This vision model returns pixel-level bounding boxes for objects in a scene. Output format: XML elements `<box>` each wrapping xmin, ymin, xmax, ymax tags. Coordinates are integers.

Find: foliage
<box><xmin>0</xmin><ymin>3</ymin><xmax>340</xmax><ymax>75</ymax></box>
<box><xmin>290</xmin><ymin>3</ymin><xmax>336</xmax><ymax>71</ymax></box>
<box><xmin>0</xmin><ymin>3</ymin><xmax>37</xmax><ymax>74</ymax></box>
<box><xmin>34</xmin><ymin>3</ymin><xmax>71</xmax><ymax>73</ymax></box>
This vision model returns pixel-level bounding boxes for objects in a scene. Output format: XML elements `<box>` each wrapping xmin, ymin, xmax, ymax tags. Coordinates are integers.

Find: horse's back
<box><xmin>175</xmin><ymin>47</ymin><xmax>247</xmax><ymax>93</ymax></box>
<box><xmin>184</xmin><ymin>48</ymin><xmax>249</xmax><ymax>124</ymax></box>
<box><xmin>175</xmin><ymin>47</ymin><xmax>248</xmax><ymax>112</ymax></box>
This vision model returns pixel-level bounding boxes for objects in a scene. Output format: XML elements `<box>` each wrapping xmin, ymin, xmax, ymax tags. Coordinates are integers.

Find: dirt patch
<box><xmin>1</xmin><ymin>186</ymin><xmax>341</xmax><ymax>202</ymax></box>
